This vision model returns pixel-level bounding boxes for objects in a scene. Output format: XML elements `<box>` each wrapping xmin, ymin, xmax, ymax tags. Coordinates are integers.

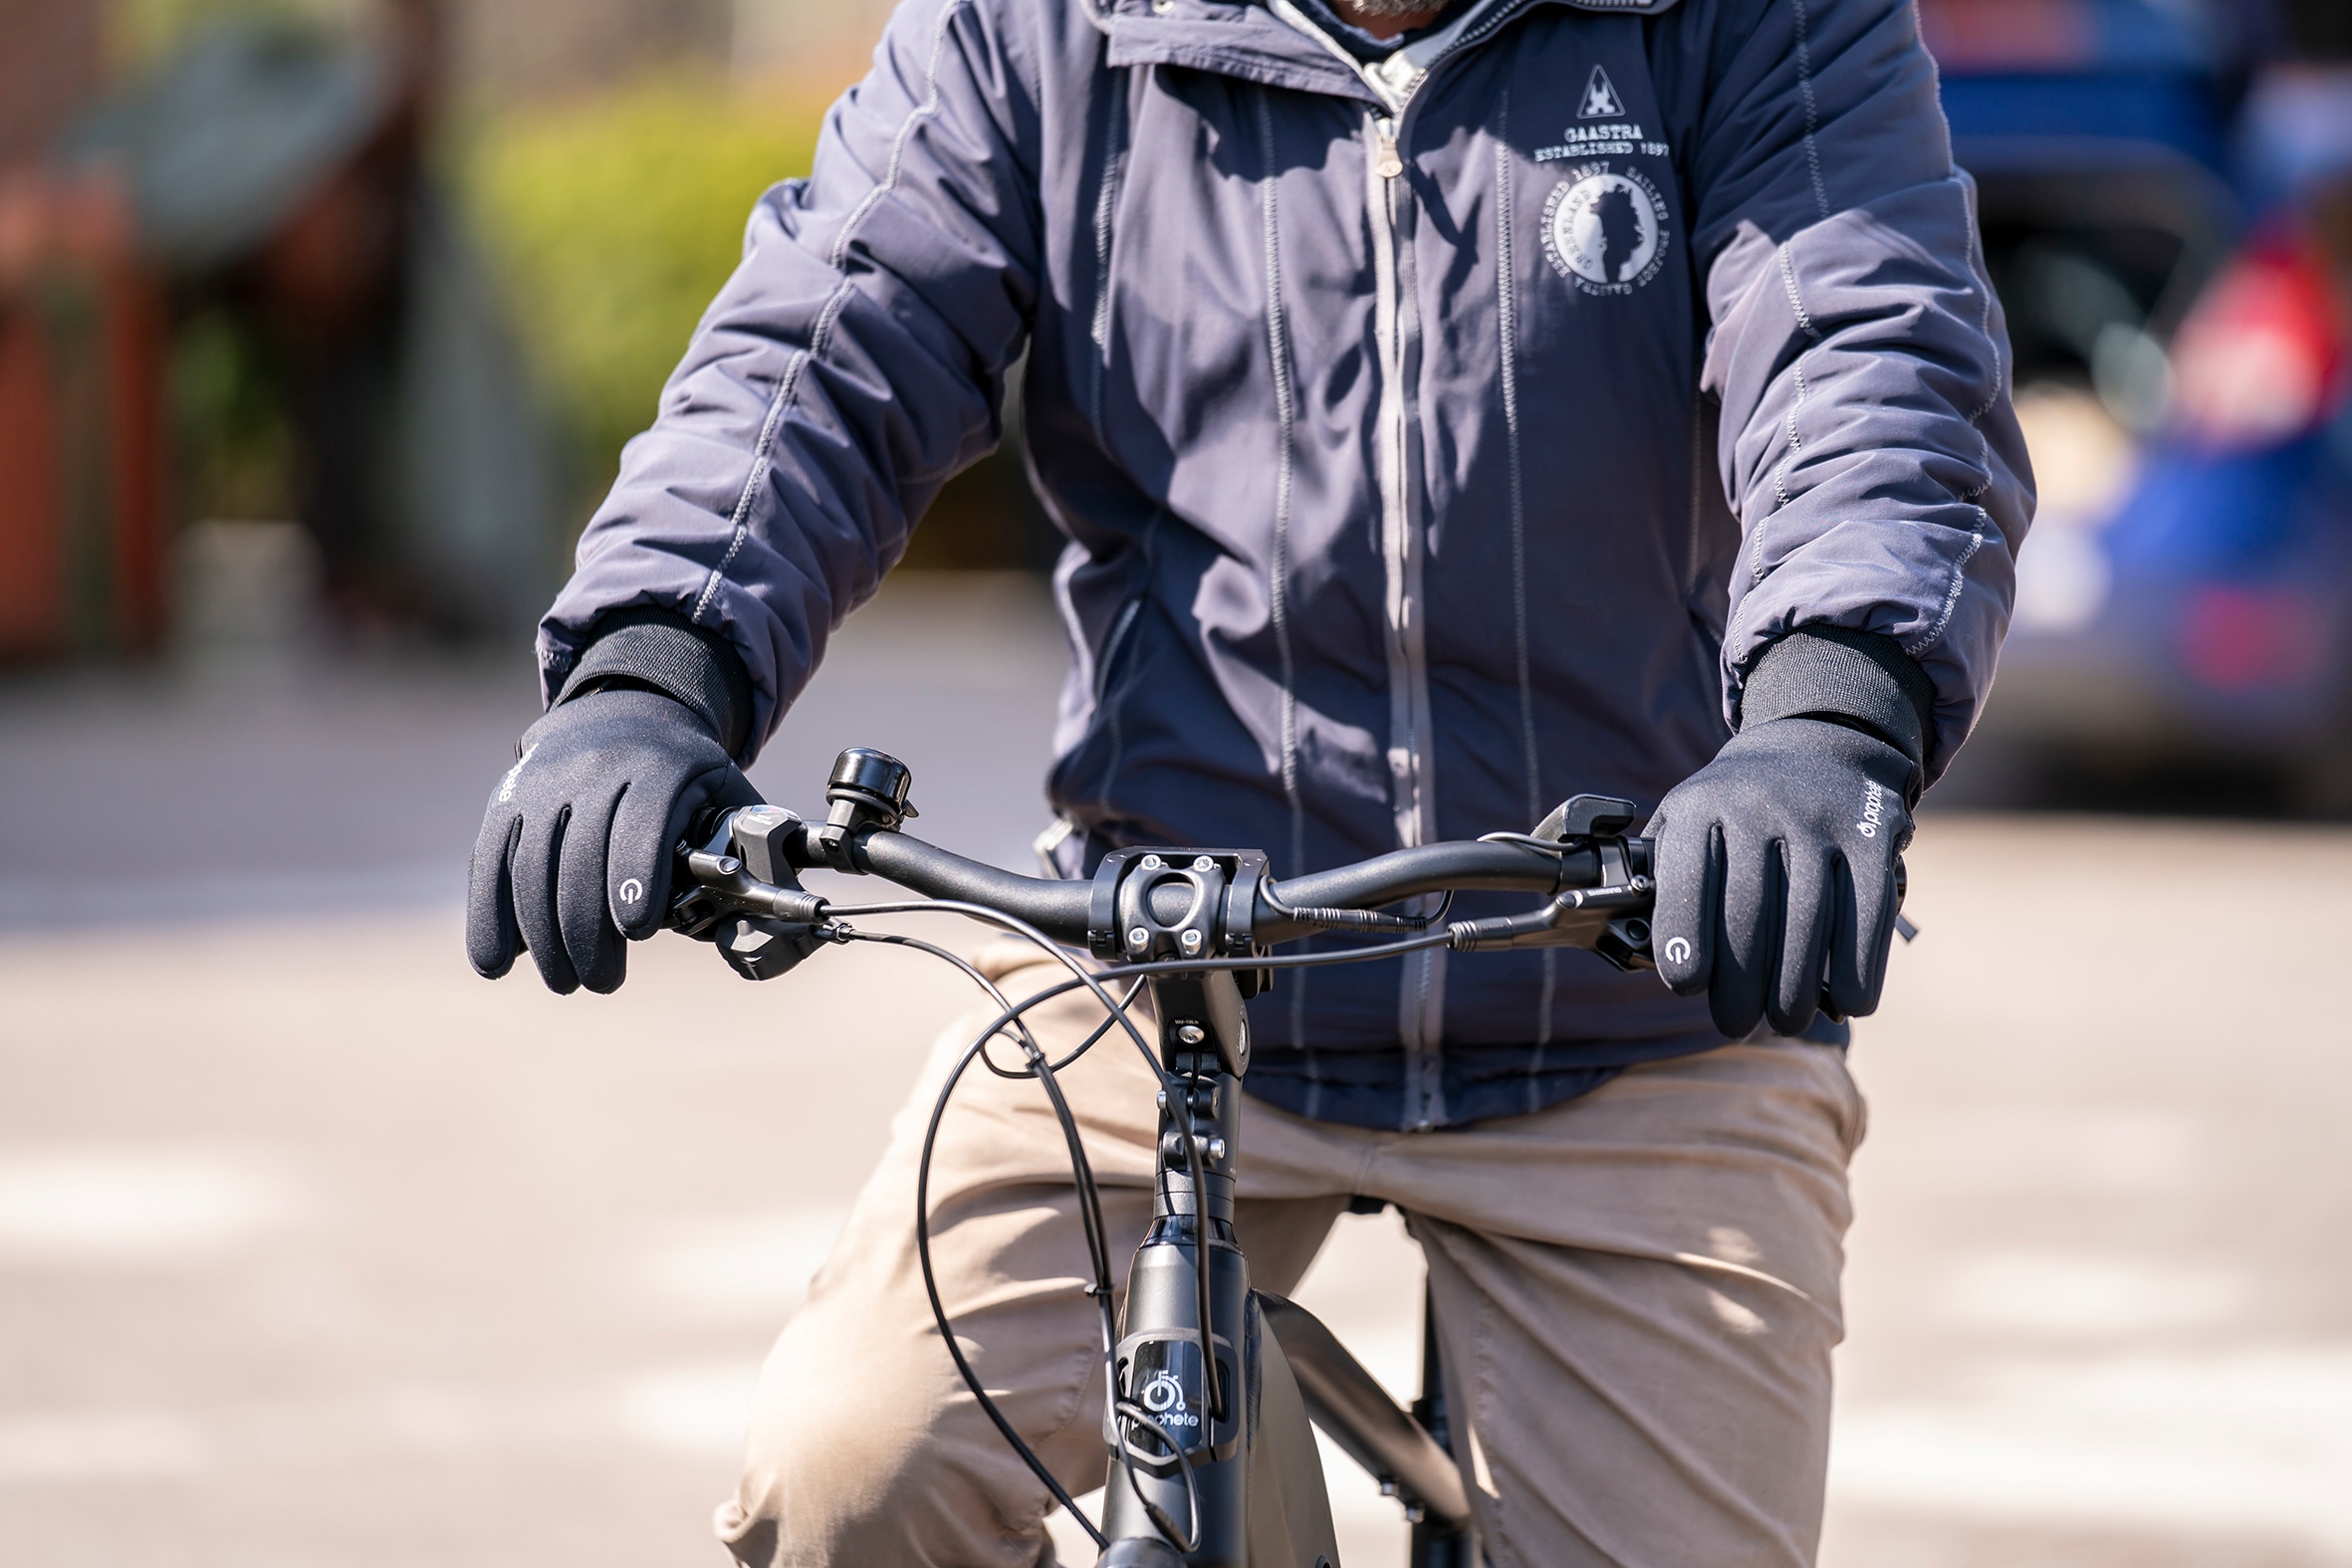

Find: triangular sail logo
<box><xmin>1577</xmin><ymin>64</ymin><xmax>1624</xmax><ymax>119</ymax></box>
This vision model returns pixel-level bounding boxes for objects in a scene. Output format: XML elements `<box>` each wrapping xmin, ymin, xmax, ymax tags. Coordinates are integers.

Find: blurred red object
<box><xmin>0</xmin><ymin>170</ymin><xmax>166</xmax><ymax>659</ymax></box>
<box><xmin>1916</xmin><ymin>0</ymin><xmax>2094</xmax><ymax>71</ymax></box>
<box><xmin>2169</xmin><ymin>223</ymin><xmax>2352</xmax><ymax>451</ymax></box>
<box><xmin>2179</xmin><ymin>582</ymin><xmax>2332</xmax><ymax>690</ymax></box>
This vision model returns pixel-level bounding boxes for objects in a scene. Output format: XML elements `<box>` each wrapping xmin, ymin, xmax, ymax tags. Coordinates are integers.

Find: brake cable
<box><xmin>823</xmin><ymin>910</ymin><xmax>1473</xmax><ymax>1552</ymax></box>
<box><xmin>1258</xmin><ymin>880</ymin><xmax>1456</xmax><ymax>934</ymax></box>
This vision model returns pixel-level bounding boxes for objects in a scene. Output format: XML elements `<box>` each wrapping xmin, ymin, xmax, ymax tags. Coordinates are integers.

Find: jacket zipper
<box><xmin>1363</xmin><ymin>116</ymin><xmax>1425</xmax><ymax>858</ymax></box>
<box><xmin>1275</xmin><ymin>0</ymin><xmax>1479</xmax><ymax>1127</ymax></box>
<box><xmin>1366</xmin><ymin>106</ymin><xmax>1449</xmax><ymax>1128</ymax></box>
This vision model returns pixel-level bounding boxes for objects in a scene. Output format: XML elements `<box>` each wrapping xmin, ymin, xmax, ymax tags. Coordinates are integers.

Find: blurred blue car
<box><xmin>1927</xmin><ymin>0</ymin><xmax>2352</xmax><ymax>804</ymax></box>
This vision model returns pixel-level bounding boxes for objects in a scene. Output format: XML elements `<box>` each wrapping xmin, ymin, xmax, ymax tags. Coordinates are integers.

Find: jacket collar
<box><xmin>1094</xmin><ymin>0</ymin><xmax>1680</xmax><ymax>110</ymax></box>
<box><xmin>1099</xmin><ymin>0</ymin><xmax>1378</xmax><ymax>105</ymax></box>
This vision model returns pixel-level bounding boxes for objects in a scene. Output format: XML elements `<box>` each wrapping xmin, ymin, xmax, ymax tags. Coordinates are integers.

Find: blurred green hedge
<box><xmin>463</xmin><ymin>79</ymin><xmax>826</xmax><ymax>514</ymax></box>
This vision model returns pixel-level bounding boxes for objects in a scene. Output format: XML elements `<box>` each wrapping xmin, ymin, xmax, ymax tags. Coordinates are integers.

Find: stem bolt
<box><xmin>1176</xmin><ymin>1022</ymin><xmax>1205</xmax><ymax>1045</ymax></box>
<box><xmin>1180</xmin><ymin>929</ymin><xmax>1203</xmax><ymax>955</ymax></box>
<box><xmin>1128</xmin><ymin>926</ymin><xmax>1149</xmax><ymax>951</ymax></box>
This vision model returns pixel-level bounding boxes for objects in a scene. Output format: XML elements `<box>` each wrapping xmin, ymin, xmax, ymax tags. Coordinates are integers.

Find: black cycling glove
<box><xmin>467</xmin><ymin>612</ymin><xmax>761</xmax><ymax>995</ymax></box>
<box><xmin>1647</xmin><ymin>627</ymin><xmax>1933</xmax><ymax>1040</ymax></box>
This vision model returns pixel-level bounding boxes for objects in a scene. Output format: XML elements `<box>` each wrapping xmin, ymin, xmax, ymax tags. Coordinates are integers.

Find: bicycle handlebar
<box><xmin>664</xmin><ymin>748</ymin><xmax>1662</xmax><ymax>982</ymax></box>
<box><xmin>851</xmin><ymin>828</ymin><xmax>1096</xmax><ymax>937</ymax></box>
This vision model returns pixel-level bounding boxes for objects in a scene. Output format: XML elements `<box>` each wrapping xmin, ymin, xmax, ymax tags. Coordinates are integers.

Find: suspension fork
<box><xmin>1098</xmin><ymin>970</ymin><xmax>1255</xmax><ymax>1568</ymax></box>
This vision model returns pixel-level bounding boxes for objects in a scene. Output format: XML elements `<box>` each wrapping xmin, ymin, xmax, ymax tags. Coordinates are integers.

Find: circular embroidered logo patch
<box><xmin>1542</xmin><ymin>166</ymin><xmax>1670</xmax><ymax>295</ymax></box>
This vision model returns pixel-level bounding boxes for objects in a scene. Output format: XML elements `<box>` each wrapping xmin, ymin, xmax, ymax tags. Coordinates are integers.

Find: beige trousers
<box><xmin>718</xmin><ymin>942</ymin><xmax>1866</xmax><ymax>1568</ymax></box>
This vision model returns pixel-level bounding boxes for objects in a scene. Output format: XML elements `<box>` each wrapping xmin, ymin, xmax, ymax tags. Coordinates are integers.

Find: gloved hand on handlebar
<box><xmin>1646</xmin><ymin>626</ymin><xmax>1934</xmax><ymax>1040</ymax></box>
<box><xmin>468</xmin><ymin>611</ymin><xmax>763</xmax><ymax>994</ymax></box>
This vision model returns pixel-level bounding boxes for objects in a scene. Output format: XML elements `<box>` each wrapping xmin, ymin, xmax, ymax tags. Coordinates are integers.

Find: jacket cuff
<box><xmin>554</xmin><ymin>608</ymin><xmax>755</xmax><ymax>758</ymax></box>
<box><xmin>1740</xmin><ymin>626</ymin><xmax>1938</xmax><ymax>778</ymax></box>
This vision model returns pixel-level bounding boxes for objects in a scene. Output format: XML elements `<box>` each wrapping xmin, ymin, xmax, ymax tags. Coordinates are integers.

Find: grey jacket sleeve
<box><xmin>1686</xmin><ymin>0</ymin><xmax>2033</xmax><ymax>784</ymax></box>
<box><xmin>535</xmin><ymin>0</ymin><xmax>1045</xmax><ymax>755</ymax></box>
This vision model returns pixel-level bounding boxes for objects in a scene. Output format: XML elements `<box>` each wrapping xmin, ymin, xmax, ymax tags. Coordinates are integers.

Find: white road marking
<box><xmin>0</xmin><ymin>1410</ymin><xmax>209</xmax><ymax>1481</ymax></box>
<box><xmin>1895</xmin><ymin>1105</ymin><xmax>2204</xmax><ymax>1197</ymax></box>
<box><xmin>1938</xmin><ymin>1251</ymin><xmax>2251</xmax><ymax>1337</ymax></box>
<box><xmin>0</xmin><ymin>1147</ymin><xmax>303</xmax><ymax>1263</ymax></box>
<box><xmin>617</xmin><ymin>1365</ymin><xmax>762</xmax><ymax>1456</ymax></box>
<box><xmin>641</xmin><ymin>1209</ymin><xmax>851</xmax><ymax>1322</ymax></box>
<box><xmin>0</xmin><ymin>1364</ymin><xmax>767</xmax><ymax>1487</ymax></box>
<box><xmin>1832</xmin><ymin>1344</ymin><xmax>2352</xmax><ymax>1553</ymax></box>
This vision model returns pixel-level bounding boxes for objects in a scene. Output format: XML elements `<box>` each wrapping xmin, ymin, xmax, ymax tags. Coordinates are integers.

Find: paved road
<box><xmin>2</xmin><ymin>574</ymin><xmax>2347</xmax><ymax>1566</ymax></box>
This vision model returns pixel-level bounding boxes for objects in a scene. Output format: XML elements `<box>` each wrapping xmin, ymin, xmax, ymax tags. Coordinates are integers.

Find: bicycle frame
<box><xmin>1100</xmin><ymin>960</ymin><xmax>1473</xmax><ymax>1568</ymax></box>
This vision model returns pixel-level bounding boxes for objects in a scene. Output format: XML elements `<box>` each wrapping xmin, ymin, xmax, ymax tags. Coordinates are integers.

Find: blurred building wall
<box><xmin>443</xmin><ymin>0</ymin><xmax>900</xmax><ymax>102</ymax></box>
<box><xmin>0</xmin><ymin>0</ymin><xmax>168</xmax><ymax>659</ymax></box>
<box><xmin>0</xmin><ymin>0</ymin><xmax>107</xmax><ymax>167</ymax></box>
<box><xmin>447</xmin><ymin>0</ymin><xmax>732</xmax><ymax>100</ymax></box>
<box><xmin>727</xmin><ymin>0</ymin><xmax>899</xmax><ymax>92</ymax></box>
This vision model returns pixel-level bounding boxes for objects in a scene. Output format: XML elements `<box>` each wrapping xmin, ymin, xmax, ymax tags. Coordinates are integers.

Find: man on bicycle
<box><xmin>468</xmin><ymin>0</ymin><xmax>2029</xmax><ymax>1556</ymax></box>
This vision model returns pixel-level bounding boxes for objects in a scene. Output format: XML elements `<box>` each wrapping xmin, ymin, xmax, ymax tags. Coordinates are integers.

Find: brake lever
<box><xmin>664</xmin><ymin>805</ymin><xmax>832</xmax><ymax>982</ymax></box>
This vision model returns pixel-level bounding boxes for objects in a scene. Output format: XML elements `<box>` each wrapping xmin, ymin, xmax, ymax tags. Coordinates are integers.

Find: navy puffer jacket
<box><xmin>542</xmin><ymin>0</ymin><xmax>2031</xmax><ymax>1129</ymax></box>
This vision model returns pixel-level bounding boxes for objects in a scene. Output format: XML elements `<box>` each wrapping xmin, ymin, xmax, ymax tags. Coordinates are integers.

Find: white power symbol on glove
<box><xmin>618</xmin><ymin>878</ymin><xmax>644</xmax><ymax>905</ymax></box>
<box><xmin>1663</xmin><ymin>936</ymin><xmax>1692</xmax><ymax>967</ymax></box>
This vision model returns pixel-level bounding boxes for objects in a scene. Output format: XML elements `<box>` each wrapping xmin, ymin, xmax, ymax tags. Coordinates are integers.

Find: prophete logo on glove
<box><xmin>1856</xmin><ymin>780</ymin><xmax>1886</xmax><ymax>839</ymax></box>
<box><xmin>618</xmin><ymin>878</ymin><xmax>645</xmax><ymax>906</ymax></box>
<box><xmin>497</xmin><ymin>744</ymin><xmax>539</xmax><ymax>803</ymax></box>
<box><xmin>1662</xmin><ymin>936</ymin><xmax>1693</xmax><ymax>968</ymax></box>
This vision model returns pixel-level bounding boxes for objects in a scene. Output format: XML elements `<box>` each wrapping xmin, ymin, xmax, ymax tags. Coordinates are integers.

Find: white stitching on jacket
<box><xmin>1790</xmin><ymin>0</ymin><xmax>1830</xmax><ymax>221</ymax></box>
<box><xmin>1088</xmin><ymin>71</ymin><xmax>1129</xmax><ymax>439</ymax></box>
<box><xmin>1765</xmin><ymin>242</ymin><xmax>1816</xmax><ymax>541</ymax></box>
<box><xmin>1733</xmin><ymin>237</ymin><xmax>1818</xmax><ymax>648</ymax></box>
<box><xmin>1775</xmin><ymin>243</ymin><xmax>1820</xmax><ymax>340</ymax></box>
<box><xmin>691</xmin><ymin>0</ymin><xmax>973</xmax><ymax>625</ymax></box>
<box><xmin>1958</xmin><ymin>188</ymin><xmax>2002</xmax><ymax>499</ymax></box>
<box><xmin>1905</xmin><ymin>515</ymin><xmax>1985</xmax><ymax>658</ymax></box>
<box><xmin>1910</xmin><ymin>182</ymin><xmax>2007</xmax><ymax>661</ymax></box>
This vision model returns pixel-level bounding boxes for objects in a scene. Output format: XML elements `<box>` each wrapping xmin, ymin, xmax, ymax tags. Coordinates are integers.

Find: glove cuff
<box><xmin>1740</xmin><ymin>626</ymin><xmax>1936</xmax><ymax>780</ymax></box>
<box><xmin>555</xmin><ymin>608</ymin><xmax>754</xmax><ymax>758</ymax></box>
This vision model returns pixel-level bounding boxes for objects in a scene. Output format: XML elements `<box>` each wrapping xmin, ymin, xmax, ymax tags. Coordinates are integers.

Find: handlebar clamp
<box><xmin>1087</xmin><ymin>849</ymin><xmax>1271</xmax><ymax>976</ymax></box>
<box><xmin>1086</xmin><ymin>847</ymin><xmax>1272</xmax><ymax>1076</ymax></box>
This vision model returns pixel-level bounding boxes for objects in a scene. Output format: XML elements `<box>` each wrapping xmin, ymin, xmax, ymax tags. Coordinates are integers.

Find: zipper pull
<box><xmin>1374</xmin><ymin>120</ymin><xmax>1403</xmax><ymax>180</ymax></box>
